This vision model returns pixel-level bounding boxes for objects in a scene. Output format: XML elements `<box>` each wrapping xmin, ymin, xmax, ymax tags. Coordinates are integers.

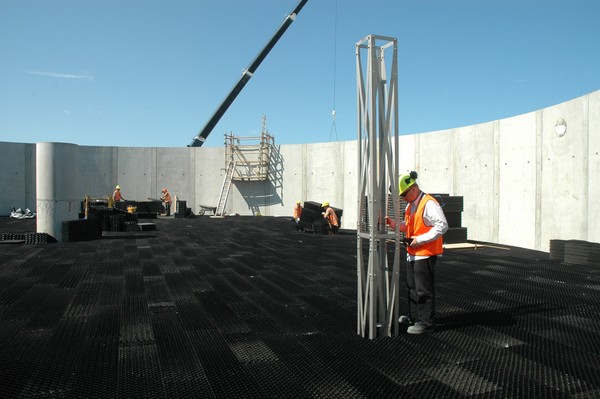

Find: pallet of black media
<box><xmin>138</xmin><ymin>223</ymin><xmax>157</xmax><ymax>231</ymax></box>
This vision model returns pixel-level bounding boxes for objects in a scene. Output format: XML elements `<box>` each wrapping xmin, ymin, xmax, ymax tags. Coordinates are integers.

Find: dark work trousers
<box><xmin>406</xmin><ymin>256</ymin><xmax>437</xmax><ymax>326</ymax></box>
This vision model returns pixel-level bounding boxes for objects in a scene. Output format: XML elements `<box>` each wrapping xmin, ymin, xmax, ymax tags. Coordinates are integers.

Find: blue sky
<box><xmin>1</xmin><ymin>0</ymin><xmax>599</xmax><ymax>148</ymax></box>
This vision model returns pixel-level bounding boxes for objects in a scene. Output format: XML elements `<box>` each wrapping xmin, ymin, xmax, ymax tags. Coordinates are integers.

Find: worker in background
<box><xmin>321</xmin><ymin>202</ymin><xmax>339</xmax><ymax>236</ymax></box>
<box><xmin>161</xmin><ymin>188</ymin><xmax>172</xmax><ymax>216</ymax></box>
<box><xmin>385</xmin><ymin>171</ymin><xmax>448</xmax><ymax>335</ymax></box>
<box><xmin>293</xmin><ymin>200</ymin><xmax>303</xmax><ymax>231</ymax></box>
<box><xmin>113</xmin><ymin>185</ymin><xmax>125</xmax><ymax>202</ymax></box>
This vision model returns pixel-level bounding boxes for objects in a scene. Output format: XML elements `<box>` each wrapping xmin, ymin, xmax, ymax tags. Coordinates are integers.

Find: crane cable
<box><xmin>329</xmin><ymin>0</ymin><xmax>338</xmax><ymax>142</ymax></box>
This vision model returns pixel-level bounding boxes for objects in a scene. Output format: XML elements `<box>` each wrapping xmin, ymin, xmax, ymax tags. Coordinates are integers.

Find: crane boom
<box><xmin>189</xmin><ymin>0</ymin><xmax>309</xmax><ymax>147</ymax></box>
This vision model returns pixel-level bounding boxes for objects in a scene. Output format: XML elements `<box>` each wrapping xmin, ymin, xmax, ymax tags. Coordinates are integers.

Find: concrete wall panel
<box><xmin>194</xmin><ymin>147</ymin><xmax>224</xmax><ymax>213</ymax></box>
<box><xmin>449</xmin><ymin>124</ymin><xmax>496</xmax><ymax>243</ymax></box>
<box><xmin>3</xmin><ymin>89</ymin><xmax>600</xmax><ymax>251</ymax></box>
<box><xmin>279</xmin><ymin>143</ymin><xmax>306</xmax><ymax>217</ymax></box>
<box><xmin>305</xmin><ymin>142</ymin><xmax>345</xmax><ymax>208</ymax></box>
<box><xmin>588</xmin><ymin>91</ymin><xmax>600</xmax><ymax>240</ymax></box>
<box><xmin>398</xmin><ymin>134</ymin><xmax>416</xmax><ymax>174</ymax></box>
<box><xmin>114</xmin><ymin>147</ymin><xmax>154</xmax><ymax>202</ymax></box>
<box><xmin>156</xmin><ymin>147</ymin><xmax>194</xmax><ymax>207</ymax></box>
<box><xmin>497</xmin><ymin>113</ymin><xmax>538</xmax><ymax>248</ymax></box>
<box><xmin>341</xmin><ymin>141</ymin><xmax>358</xmax><ymax>229</ymax></box>
<box><xmin>418</xmin><ymin>129</ymin><xmax>455</xmax><ymax>195</ymax></box>
<box><xmin>540</xmin><ymin>97</ymin><xmax>588</xmax><ymax>249</ymax></box>
<box><xmin>79</xmin><ymin>145</ymin><xmax>116</xmax><ymax>199</ymax></box>
<box><xmin>0</xmin><ymin>142</ymin><xmax>35</xmax><ymax>215</ymax></box>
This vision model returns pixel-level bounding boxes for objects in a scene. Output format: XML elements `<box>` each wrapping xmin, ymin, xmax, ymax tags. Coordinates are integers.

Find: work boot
<box><xmin>407</xmin><ymin>322</ymin><xmax>434</xmax><ymax>335</ymax></box>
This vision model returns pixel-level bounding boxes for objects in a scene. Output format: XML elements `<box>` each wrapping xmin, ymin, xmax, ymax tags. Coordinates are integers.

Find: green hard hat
<box><xmin>399</xmin><ymin>171</ymin><xmax>418</xmax><ymax>195</ymax></box>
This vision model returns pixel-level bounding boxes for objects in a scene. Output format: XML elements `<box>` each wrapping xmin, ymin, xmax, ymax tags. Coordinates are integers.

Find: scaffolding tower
<box><xmin>356</xmin><ymin>35</ymin><xmax>401</xmax><ymax>339</ymax></box>
<box><xmin>224</xmin><ymin>116</ymin><xmax>274</xmax><ymax>181</ymax></box>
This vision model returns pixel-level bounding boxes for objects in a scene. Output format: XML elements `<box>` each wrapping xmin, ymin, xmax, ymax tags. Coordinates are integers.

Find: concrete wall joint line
<box><xmin>493</xmin><ymin>121</ymin><xmax>500</xmax><ymax>244</ymax></box>
<box><xmin>583</xmin><ymin>95</ymin><xmax>590</xmax><ymax>240</ymax></box>
<box><xmin>535</xmin><ymin>110</ymin><xmax>543</xmax><ymax>251</ymax></box>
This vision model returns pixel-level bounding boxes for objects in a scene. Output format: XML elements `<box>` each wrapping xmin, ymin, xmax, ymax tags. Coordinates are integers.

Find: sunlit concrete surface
<box><xmin>1</xmin><ymin>89</ymin><xmax>599</xmax><ymax>251</ymax></box>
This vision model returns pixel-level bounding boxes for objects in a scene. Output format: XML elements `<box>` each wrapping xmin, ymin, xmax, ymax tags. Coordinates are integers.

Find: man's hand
<box><xmin>408</xmin><ymin>237</ymin><xmax>421</xmax><ymax>248</ymax></box>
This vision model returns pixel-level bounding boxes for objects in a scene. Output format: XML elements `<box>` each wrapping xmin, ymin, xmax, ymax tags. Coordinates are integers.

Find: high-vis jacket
<box><xmin>324</xmin><ymin>207</ymin><xmax>339</xmax><ymax>227</ymax></box>
<box><xmin>405</xmin><ymin>194</ymin><xmax>444</xmax><ymax>257</ymax></box>
<box><xmin>293</xmin><ymin>204</ymin><xmax>302</xmax><ymax>219</ymax></box>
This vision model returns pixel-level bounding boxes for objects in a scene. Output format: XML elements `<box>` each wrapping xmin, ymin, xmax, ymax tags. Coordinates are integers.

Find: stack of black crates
<box><xmin>60</xmin><ymin>200</ymin><xmax>147</xmax><ymax>242</ymax></box>
<box><xmin>61</xmin><ymin>219</ymin><xmax>103</xmax><ymax>242</ymax></box>
<box><xmin>381</xmin><ymin>193</ymin><xmax>467</xmax><ymax>244</ymax></box>
<box><xmin>174</xmin><ymin>200</ymin><xmax>193</xmax><ymax>218</ymax></box>
<box><xmin>433</xmin><ymin>194</ymin><xmax>467</xmax><ymax>244</ymax></box>
<box><xmin>114</xmin><ymin>200</ymin><xmax>161</xmax><ymax>219</ymax></box>
<box><xmin>298</xmin><ymin>201</ymin><xmax>343</xmax><ymax>234</ymax></box>
<box><xmin>550</xmin><ymin>239</ymin><xmax>600</xmax><ymax>266</ymax></box>
<box><xmin>0</xmin><ymin>232</ymin><xmax>52</xmax><ymax>244</ymax></box>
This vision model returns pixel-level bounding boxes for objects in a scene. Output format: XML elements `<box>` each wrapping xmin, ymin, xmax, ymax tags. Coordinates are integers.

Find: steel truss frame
<box><xmin>356</xmin><ymin>35</ymin><xmax>401</xmax><ymax>339</ymax></box>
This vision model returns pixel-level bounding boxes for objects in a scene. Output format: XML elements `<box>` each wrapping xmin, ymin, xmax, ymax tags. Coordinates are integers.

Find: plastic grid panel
<box><xmin>0</xmin><ymin>216</ymin><xmax>599</xmax><ymax>398</ymax></box>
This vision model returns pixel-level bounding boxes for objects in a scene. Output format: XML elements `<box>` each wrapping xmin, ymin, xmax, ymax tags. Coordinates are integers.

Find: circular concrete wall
<box><xmin>36</xmin><ymin>142</ymin><xmax>79</xmax><ymax>241</ymax></box>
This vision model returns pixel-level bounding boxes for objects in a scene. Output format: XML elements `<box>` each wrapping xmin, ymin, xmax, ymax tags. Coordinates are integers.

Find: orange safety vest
<box><xmin>113</xmin><ymin>190</ymin><xmax>123</xmax><ymax>201</ymax></box>
<box><xmin>163</xmin><ymin>192</ymin><xmax>172</xmax><ymax>204</ymax></box>
<box><xmin>324</xmin><ymin>207</ymin><xmax>339</xmax><ymax>227</ymax></box>
<box><xmin>293</xmin><ymin>204</ymin><xmax>302</xmax><ymax>219</ymax></box>
<box><xmin>405</xmin><ymin>194</ymin><xmax>443</xmax><ymax>256</ymax></box>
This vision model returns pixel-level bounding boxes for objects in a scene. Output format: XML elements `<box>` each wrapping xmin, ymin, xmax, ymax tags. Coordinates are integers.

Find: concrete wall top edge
<box><xmin>2</xmin><ymin>87</ymin><xmax>599</xmax><ymax>150</ymax></box>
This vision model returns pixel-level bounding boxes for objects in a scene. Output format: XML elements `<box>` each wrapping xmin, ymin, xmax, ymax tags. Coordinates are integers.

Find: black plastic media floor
<box><xmin>1</xmin><ymin>216</ymin><xmax>599</xmax><ymax>398</ymax></box>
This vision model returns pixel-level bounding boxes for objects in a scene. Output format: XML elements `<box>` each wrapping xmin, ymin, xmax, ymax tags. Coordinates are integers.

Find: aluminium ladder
<box><xmin>215</xmin><ymin>161</ymin><xmax>236</xmax><ymax>216</ymax></box>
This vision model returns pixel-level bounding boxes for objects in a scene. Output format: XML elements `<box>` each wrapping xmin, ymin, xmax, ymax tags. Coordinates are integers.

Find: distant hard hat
<box><xmin>322</xmin><ymin>202</ymin><xmax>329</xmax><ymax>207</ymax></box>
<box><xmin>296</xmin><ymin>200</ymin><xmax>301</xmax><ymax>204</ymax></box>
<box><xmin>116</xmin><ymin>185</ymin><xmax>121</xmax><ymax>190</ymax></box>
<box><xmin>399</xmin><ymin>171</ymin><xmax>418</xmax><ymax>195</ymax></box>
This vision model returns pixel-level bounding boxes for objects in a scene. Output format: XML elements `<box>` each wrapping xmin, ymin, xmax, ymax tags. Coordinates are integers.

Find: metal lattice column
<box><xmin>356</xmin><ymin>35</ymin><xmax>401</xmax><ymax>339</ymax></box>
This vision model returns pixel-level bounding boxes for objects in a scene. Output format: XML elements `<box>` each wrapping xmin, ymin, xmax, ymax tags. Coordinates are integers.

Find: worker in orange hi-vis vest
<box><xmin>385</xmin><ymin>171</ymin><xmax>448</xmax><ymax>335</ymax></box>
<box><xmin>293</xmin><ymin>201</ymin><xmax>303</xmax><ymax>222</ymax></box>
<box><xmin>293</xmin><ymin>201</ymin><xmax>303</xmax><ymax>231</ymax></box>
<box><xmin>113</xmin><ymin>185</ymin><xmax>125</xmax><ymax>202</ymax></box>
<box><xmin>161</xmin><ymin>188</ymin><xmax>172</xmax><ymax>216</ymax></box>
<box><xmin>321</xmin><ymin>202</ymin><xmax>339</xmax><ymax>236</ymax></box>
